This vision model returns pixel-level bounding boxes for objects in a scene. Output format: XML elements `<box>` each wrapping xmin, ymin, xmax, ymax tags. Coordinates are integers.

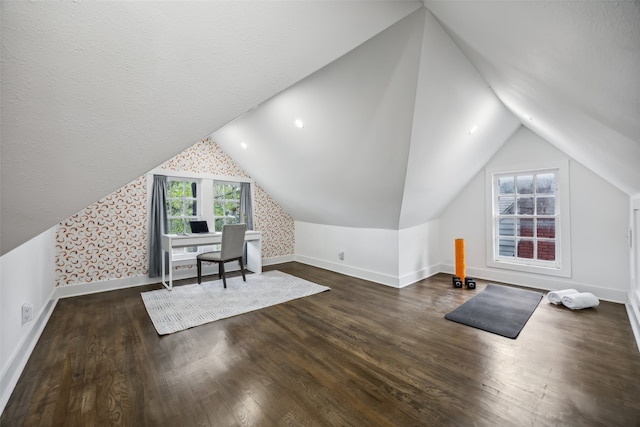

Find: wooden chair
<box><xmin>196</xmin><ymin>223</ymin><xmax>246</xmax><ymax>288</ymax></box>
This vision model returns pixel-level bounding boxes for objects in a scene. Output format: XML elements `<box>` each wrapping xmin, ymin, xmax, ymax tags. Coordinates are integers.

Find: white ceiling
<box><xmin>215</xmin><ymin>9</ymin><xmax>425</xmax><ymax>229</ymax></box>
<box><xmin>2</xmin><ymin>1</ymin><xmax>638</xmax><ymax>255</ymax></box>
<box><xmin>425</xmin><ymin>0</ymin><xmax>640</xmax><ymax>196</ymax></box>
<box><xmin>217</xmin><ymin>1</ymin><xmax>640</xmax><ymax>230</ymax></box>
<box><xmin>0</xmin><ymin>0</ymin><xmax>421</xmax><ymax>255</ymax></box>
<box><xmin>215</xmin><ymin>8</ymin><xmax>520</xmax><ymax>230</ymax></box>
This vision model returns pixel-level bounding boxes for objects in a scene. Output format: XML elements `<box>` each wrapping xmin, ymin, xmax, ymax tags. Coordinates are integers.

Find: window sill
<box><xmin>487</xmin><ymin>258</ymin><xmax>571</xmax><ymax>278</ymax></box>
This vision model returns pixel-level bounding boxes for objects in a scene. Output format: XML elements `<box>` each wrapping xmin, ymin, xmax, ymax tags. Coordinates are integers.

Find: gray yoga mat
<box><xmin>445</xmin><ymin>283</ymin><xmax>543</xmax><ymax>338</ymax></box>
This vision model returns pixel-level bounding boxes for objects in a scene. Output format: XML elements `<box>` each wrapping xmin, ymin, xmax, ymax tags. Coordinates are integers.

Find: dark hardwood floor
<box><xmin>2</xmin><ymin>262</ymin><xmax>639</xmax><ymax>426</ymax></box>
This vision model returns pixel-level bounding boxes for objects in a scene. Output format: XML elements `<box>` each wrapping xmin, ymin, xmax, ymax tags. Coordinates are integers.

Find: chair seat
<box><xmin>197</xmin><ymin>251</ymin><xmax>222</xmax><ymax>262</ymax></box>
<box><xmin>196</xmin><ymin>223</ymin><xmax>247</xmax><ymax>288</ymax></box>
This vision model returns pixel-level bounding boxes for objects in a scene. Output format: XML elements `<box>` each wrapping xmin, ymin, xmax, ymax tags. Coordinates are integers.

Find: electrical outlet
<box><xmin>338</xmin><ymin>251</ymin><xmax>344</xmax><ymax>261</ymax></box>
<box><xmin>22</xmin><ymin>303</ymin><xmax>34</xmax><ymax>324</ymax></box>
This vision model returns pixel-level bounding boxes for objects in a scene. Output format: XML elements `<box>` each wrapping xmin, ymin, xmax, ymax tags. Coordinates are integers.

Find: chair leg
<box><xmin>197</xmin><ymin>259</ymin><xmax>202</xmax><ymax>284</ymax></box>
<box><xmin>219</xmin><ymin>262</ymin><xmax>226</xmax><ymax>288</ymax></box>
<box><xmin>239</xmin><ymin>258</ymin><xmax>246</xmax><ymax>282</ymax></box>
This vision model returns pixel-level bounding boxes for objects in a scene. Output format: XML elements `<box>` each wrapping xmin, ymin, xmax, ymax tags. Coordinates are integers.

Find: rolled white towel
<box><xmin>561</xmin><ymin>292</ymin><xmax>600</xmax><ymax>310</ymax></box>
<box><xmin>547</xmin><ymin>289</ymin><xmax>578</xmax><ymax>305</ymax></box>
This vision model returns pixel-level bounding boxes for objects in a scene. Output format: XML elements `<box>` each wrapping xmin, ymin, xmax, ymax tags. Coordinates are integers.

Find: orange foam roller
<box><xmin>455</xmin><ymin>238</ymin><xmax>466</xmax><ymax>282</ymax></box>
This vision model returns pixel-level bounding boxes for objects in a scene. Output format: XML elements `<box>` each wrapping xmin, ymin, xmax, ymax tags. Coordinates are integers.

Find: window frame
<box><xmin>166</xmin><ymin>177</ymin><xmax>200</xmax><ymax>235</ymax></box>
<box><xmin>493</xmin><ymin>169</ymin><xmax>559</xmax><ymax>267</ymax></box>
<box><xmin>166</xmin><ymin>177</ymin><xmax>201</xmax><ymax>258</ymax></box>
<box><xmin>213</xmin><ymin>180</ymin><xmax>242</xmax><ymax>232</ymax></box>
<box><xmin>485</xmin><ymin>161</ymin><xmax>571</xmax><ymax>278</ymax></box>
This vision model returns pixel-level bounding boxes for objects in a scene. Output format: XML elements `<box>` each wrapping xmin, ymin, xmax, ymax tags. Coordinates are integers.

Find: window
<box><xmin>213</xmin><ymin>181</ymin><xmax>241</xmax><ymax>231</ymax></box>
<box><xmin>167</xmin><ymin>178</ymin><xmax>198</xmax><ymax>234</ymax></box>
<box><xmin>493</xmin><ymin>169</ymin><xmax>559</xmax><ymax>268</ymax></box>
<box><xmin>486</xmin><ymin>161</ymin><xmax>570</xmax><ymax>278</ymax></box>
<box><xmin>166</xmin><ymin>178</ymin><xmax>200</xmax><ymax>258</ymax></box>
<box><xmin>151</xmin><ymin>172</ymin><xmax>253</xmax><ymax>262</ymax></box>
<box><xmin>485</xmin><ymin>159</ymin><xmax>571</xmax><ymax>280</ymax></box>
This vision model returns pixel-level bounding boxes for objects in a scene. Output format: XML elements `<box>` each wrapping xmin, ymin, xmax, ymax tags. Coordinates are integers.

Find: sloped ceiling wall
<box><xmin>398</xmin><ymin>10</ymin><xmax>520</xmax><ymax>228</ymax></box>
<box><xmin>2</xmin><ymin>1</ymin><xmax>638</xmax><ymax>255</ymax></box>
<box><xmin>0</xmin><ymin>0</ymin><xmax>422</xmax><ymax>255</ymax></box>
<box><xmin>215</xmin><ymin>8</ymin><xmax>520</xmax><ymax>230</ymax></box>
<box><xmin>425</xmin><ymin>0</ymin><xmax>640</xmax><ymax>196</ymax></box>
<box><xmin>218</xmin><ymin>1</ymin><xmax>640</xmax><ymax>231</ymax></box>
<box><xmin>215</xmin><ymin>9</ymin><xmax>426</xmax><ymax>229</ymax></box>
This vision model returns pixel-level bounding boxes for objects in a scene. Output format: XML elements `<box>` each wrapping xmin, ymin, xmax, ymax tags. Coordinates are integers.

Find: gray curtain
<box><xmin>240</xmin><ymin>182</ymin><xmax>253</xmax><ymax>230</ymax></box>
<box><xmin>148</xmin><ymin>175</ymin><xmax>168</xmax><ymax>278</ymax></box>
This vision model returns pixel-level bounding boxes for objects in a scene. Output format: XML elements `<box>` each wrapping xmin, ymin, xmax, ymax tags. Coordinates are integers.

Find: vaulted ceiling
<box><xmin>215</xmin><ymin>0</ymin><xmax>640</xmax><ymax>230</ymax></box>
<box><xmin>213</xmin><ymin>8</ymin><xmax>520</xmax><ymax>230</ymax></box>
<box><xmin>2</xmin><ymin>1</ymin><xmax>639</xmax><ymax>255</ymax></box>
<box><xmin>0</xmin><ymin>0</ymin><xmax>422</xmax><ymax>254</ymax></box>
<box><xmin>426</xmin><ymin>0</ymin><xmax>640</xmax><ymax>197</ymax></box>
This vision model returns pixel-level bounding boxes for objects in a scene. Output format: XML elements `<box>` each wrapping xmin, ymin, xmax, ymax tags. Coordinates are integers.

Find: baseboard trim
<box><xmin>263</xmin><ymin>254</ymin><xmax>295</xmax><ymax>266</ymax></box>
<box><xmin>54</xmin><ymin>266</ymin><xmax>218</xmax><ymax>299</ymax></box>
<box><xmin>440</xmin><ymin>263</ymin><xmax>627</xmax><ymax>303</ymax></box>
<box><xmin>398</xmin><ymin>264</ymin><xmax>441</xmax><ymax>288</ymax></box>
<box><xmin>53</xmin><ymin>256</ymin><xmax>293</xmax><ymax>300</ymax></box>
<box><xmin>626</xmin><ymin>290</ymin><xmax>640</xmax><ymax>352</ymax></box>
<box><xmin>0</xmin><ymin>295</ymin><xmax>58</xmax><ymax>416</ymax></box>
<box><xmin>292</xmin><ymin>257</ymin><xmax>439</xmax><ymax>289</ymax></box>
<box><xmin>294</xmin><ymin>255</ymin><xmax>400</xmax><ymax>288</ymax></box>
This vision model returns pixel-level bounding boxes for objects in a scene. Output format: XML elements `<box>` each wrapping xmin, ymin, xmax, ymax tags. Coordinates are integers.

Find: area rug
<box><xmin>444</xmin><ymin>283</ymin><xmax>543</xmax><ymax>339</ymax></box>
<box><xmin>141</xmin><ymin>270</ymin><xmax>330</xmax><ymax>335</ymax></box>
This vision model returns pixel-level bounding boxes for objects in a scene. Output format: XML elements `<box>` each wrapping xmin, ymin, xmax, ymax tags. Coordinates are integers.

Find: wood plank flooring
<box><xmin>2</xmin><ymin>262</ymin><xmax>639</xmax><ymax>426</ymax></box>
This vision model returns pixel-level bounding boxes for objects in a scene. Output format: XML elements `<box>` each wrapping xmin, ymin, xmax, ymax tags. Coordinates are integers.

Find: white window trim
<box><xmin>166</xmin><ymin>177</ymin><xmax>200</xmax><ymax>227</ymax></box>
<box><xmin>485</xmin><ymin>160</ymin><xmax>572</xmax><ymax>278</ymax></box>
<box><xmin>166</xmin><ymin>177</ymin><xmax>202</xmax><ymax>259</ymax></box>
<box><xmin>492</xmin><ymin>169</ymin><xmax>559</xmax><ymax>268</ymax></box>
<box><xmin>631</xmin><ymin>195</ymin><xmax>640</xmax><ymax>305</ymax></box>
<box><xmin>213</xmin><ymin>180</ymin><xmax>242</xmax><ymax>232</ymax></box>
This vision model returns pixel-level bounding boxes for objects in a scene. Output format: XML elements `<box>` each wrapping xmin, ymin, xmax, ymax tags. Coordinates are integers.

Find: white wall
<box><xmin>439</xmin><ymin>127</ymin><xmax>630</xmax><ymax>302</ymax></box>
<box><xmin>295</xmin><ymin>220</ymin><xmax>441</xmax><ymax>288</ymax></box>
<box><xmin>295</xmin><ymin>221</ymin><xmax>400</xmax><ymax>287</ymax></box>
<box><xmin>398</xmin><ymin>221</ymin><xmax>440</xmax><ymax>287</ymax></box>
<box><xmin>1</xmin><ymin>226</ymin><xmax>57</xmax><ymax>413</ymax></box>
<box><xmin>627</xmin><ymin>196</ymin><xmax>640</xmax><ymax>350</ymax></box>
<box><xmin>399</xmin><ymin>8</ymin><xmax>520</xmax><ymax>227</ymax></box>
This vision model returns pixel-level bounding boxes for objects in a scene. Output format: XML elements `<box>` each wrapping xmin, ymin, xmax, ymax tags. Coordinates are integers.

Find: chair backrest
<box><xmin>220</xmin><ymin>223</ymin><xmax>247</xmax><ymax>260</ymax></box>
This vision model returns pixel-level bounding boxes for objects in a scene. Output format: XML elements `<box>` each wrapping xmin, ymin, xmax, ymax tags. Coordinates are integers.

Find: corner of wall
<box><xmin>0</xmin><ymin>298</ymin><xmax>57</xmax><ymax>415</ymax></box>
<box><xmin>0</xmin><ymin>226</ymin><xmax>58</xmax><ymax>414</ymax></box>
<box><xmin>626</xmin><ymin>290</ymin><xmax>640</xmax><ymax>352</ymax></box>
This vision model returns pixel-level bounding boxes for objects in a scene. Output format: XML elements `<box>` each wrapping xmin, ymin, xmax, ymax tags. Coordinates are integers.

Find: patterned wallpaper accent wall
<box><xmin>55</xmin><ymin>139</ymin><xmax>295</xmax><ymax>287</ymax></box>
<box><xmin>56</xmin><ymin>176</ymin><xmax>148</xmax><ymax>286</ymax></box>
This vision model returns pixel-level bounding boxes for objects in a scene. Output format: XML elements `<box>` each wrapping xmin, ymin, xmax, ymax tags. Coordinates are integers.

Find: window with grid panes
<box><xmin>167</xmin><ymin>178</ymin><xmax>199</xmax><ymax>255</ymax></box>
<box><xmin>213</xmin><ymin>181</ymin><xmax>241</xmax><ymax>231</ymax></box>
<box><xmin>493</xmin><ymin>170</ymin><xmax>559</xmax><ymax>267</ymax></box>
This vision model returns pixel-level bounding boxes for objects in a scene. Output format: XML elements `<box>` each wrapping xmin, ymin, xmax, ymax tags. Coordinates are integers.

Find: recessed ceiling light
<box><xmin>240</xmin><ymin>141</ymin><xmax>248</xmax><ymax>150</ymax></box>
<box><xmin>294</xmin><ymin>119</ymin><xmax>304</xmax><ymax>129</ymax></box>
<box><xmin>468</xmin><ymin>125</ymin><xmax>478</xmax><ymax>135</ymax></box>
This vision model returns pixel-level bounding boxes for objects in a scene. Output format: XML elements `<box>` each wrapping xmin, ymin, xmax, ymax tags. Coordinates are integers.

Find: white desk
<box><xmin>161</xmin><ymin>231</ymin><xmax>262</xmax><ymax>290</ymax></box>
